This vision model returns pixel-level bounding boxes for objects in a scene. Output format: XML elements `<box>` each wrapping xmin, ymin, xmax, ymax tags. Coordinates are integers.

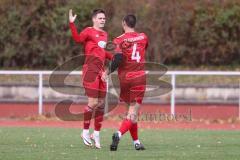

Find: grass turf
<box><xmin>0</xmin><ymin>127</ymin><xmax>240</xmax><ymax>160</ymax></box>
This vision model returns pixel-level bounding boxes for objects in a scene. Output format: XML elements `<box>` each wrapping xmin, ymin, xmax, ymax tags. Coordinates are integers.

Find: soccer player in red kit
<box><xmin>107</xmin><ymin>14</ymin><xmax>148</xmax><ymax>151</ymax></box>
<box><xmin>69</xmin><ymin>9</ymin><xmax>112</xmax><ymax>149</ymax></box>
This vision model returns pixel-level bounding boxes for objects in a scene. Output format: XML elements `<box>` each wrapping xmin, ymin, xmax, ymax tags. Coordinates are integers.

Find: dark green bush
<box><xmin>0</xmin><ymin>0</ymin><xmax>240</xmax><ymax>69</ymax></box>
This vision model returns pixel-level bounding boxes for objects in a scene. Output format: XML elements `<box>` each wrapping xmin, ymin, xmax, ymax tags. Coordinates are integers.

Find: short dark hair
<box><xmin>123</xmin><ymin>14</ymin><xmax>136</xmax><ymax>28</ymax></box>
<box><xmin>92</xmin><ymin>9</ymin><xmax>105</xmax><ymax>18</ymax></box>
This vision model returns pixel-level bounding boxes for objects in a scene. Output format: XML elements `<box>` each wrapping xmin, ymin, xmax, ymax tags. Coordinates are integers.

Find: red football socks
<box><xmin>129</xmin><ymin>122</ymin><xmax>138</xmax><ymax>141</ymax></box>
<box><xmin>94</xmin><ymin>106</ymin><xmax>104</xmax><ymax>131</ymax></box>
<box><xmin>83</xmin><ymin>106</ymin><xmax>93</xmax><ymax>129</ymax></box>
<box><xmin>119</xmin><ymin>119</ymin><xmax>133</xmax><ymax>135</ymax></box>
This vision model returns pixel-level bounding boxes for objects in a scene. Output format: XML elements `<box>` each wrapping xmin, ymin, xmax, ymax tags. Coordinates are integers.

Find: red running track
<box><xmin>0</xmin><ymin>103</ymin><xmax>239</xmax><ymax>120</ymax></box>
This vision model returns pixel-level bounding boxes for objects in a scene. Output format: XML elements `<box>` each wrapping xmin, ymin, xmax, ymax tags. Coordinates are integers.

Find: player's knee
<box><xmin>98</xmin><ymin>99</ymin><xmax>105</xmax><ymax>107</ymax></box>
<box><xmin>88</xmin><ymin>101</ymin><xmax>98</xmax><ymax>108</ymax></box>
<box><xmin>126</xmin><ymin>104</ymin><xmax>140</xmax><ymax>123</ymax></box>
<box><xmin>127</xmin><ymin>112</ymin><xmax>137</xmax><ymax>123</ymax></box>
<box><xmin>95</xmin><ymin>105</ymin><xmax>104</xmax><ymax>112</ymax></box>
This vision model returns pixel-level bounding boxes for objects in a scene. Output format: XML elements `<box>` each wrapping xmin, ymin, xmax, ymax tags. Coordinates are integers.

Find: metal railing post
<box><xmin>38</xmin><ymin>73</ymin><xmax>43</xmax><ymax>115</ymax></box>
<box><xmin>239</xmin><ymin>80</ymin><xmax>240</xmax><ymax>119</ymax></box>
<box><xmin>171</xmin><ymin>74</ymin><xmax>176</xmax><ymax>116</ymax></box>
<box><xmin>104</xmin><ymin>78</ymin><xmax>109</xmax><ymax>117</ymax></box>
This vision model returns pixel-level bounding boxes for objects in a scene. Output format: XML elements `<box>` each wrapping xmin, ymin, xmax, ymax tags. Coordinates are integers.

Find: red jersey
<box><xmin>69</xmin><ymin>23</ymin><xmax>112</xmax><ymax>71</ymax></box>
<box><xmin>113</xmin><ymin>32</ymin><xmax>148</xmax><ymax>77</ymax></box>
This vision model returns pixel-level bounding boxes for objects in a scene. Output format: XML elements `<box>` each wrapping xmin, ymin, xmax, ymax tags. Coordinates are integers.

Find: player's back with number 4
<box><xmin>114</xmin><ymin>32</ymin><xmax>148</xmax><ymax>76</ymax></box>
<box><xmin>114</xmin><ymin>32</ymin><xmax>148</xmax><ymax>74</ymax></box>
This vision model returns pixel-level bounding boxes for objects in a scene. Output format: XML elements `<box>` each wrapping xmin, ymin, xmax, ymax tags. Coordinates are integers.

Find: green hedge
<box><xmin>0</xmin><ymin>0</ymin><xmax>240</xmax><ymax>69</ymax></box>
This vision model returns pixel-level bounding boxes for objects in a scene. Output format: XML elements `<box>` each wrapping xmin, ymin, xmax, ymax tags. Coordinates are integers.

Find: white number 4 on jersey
<box><xmin>131</xmin><ymin>43</ymin><xmax>141</xmax><ymax>63</ymax></box>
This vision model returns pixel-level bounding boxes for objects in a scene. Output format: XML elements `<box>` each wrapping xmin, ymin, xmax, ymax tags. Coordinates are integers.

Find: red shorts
<box><xmin>82</xmin><ymin>65</ymin><xmax>106</xmax><ymax>99</ymax></box>
<box><xmin>119</xmin><ymin>71</ymin><xmax>146</xmax><ymax>104</ymax></box>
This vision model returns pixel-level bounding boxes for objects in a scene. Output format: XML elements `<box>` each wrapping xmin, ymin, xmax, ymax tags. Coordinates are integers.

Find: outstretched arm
<box><xmin>107</xmin><ymin>38</ymin><xmax>123</xmax><ymax>74</ymax></box>
<box><xmin>101</xmin><ymin>40</ymin><xmax>123</xmax><ymax>82</ymax></box>
<box><xmin>69</xmin><ymin>9</ymin><xmax>87</xmax><ymax>43</ymax></box>
<box><xmin>107</xmin><ymin>53</ymin><xmax>123</xmax><ymax>74</ymax></box>
<box><xmin>101</xmin><ymin>53</ymin><xmax>123</xmax><ymax>82</ymax></box>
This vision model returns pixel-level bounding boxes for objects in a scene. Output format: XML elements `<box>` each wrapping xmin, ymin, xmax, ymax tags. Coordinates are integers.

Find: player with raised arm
<box><xmin>107</xmin><ymin>14</ymin><xmax>148</xmax><ymax>151</ymax></box>
<box><xmin>69</xmin><ymin>9</ymin><xmax>112</xmax><ymax>149</ymax></box>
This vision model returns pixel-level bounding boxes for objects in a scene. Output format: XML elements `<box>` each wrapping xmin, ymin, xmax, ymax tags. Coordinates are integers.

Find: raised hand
<box><xmin>69</xmin><ymin>9</ymin><xmax>77</xmax><ymax>23</ymax></box>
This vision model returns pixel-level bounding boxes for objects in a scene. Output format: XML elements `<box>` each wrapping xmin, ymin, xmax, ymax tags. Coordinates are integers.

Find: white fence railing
<box><xmin>165</xmin><ymin>71</ymin><xmax>240</xmax><ymax>117</ymax></box>
<box><xmin>0</xmin><ymin>70</ymin><xmax>240</xmax><ymax>117</ymax></box>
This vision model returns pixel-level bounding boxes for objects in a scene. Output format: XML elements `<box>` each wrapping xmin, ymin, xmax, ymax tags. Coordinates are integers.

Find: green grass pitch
<box><xmin>0</xmin><ymin>127</ymin><xmax>240</xmax><ymax>160</ymax></box>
